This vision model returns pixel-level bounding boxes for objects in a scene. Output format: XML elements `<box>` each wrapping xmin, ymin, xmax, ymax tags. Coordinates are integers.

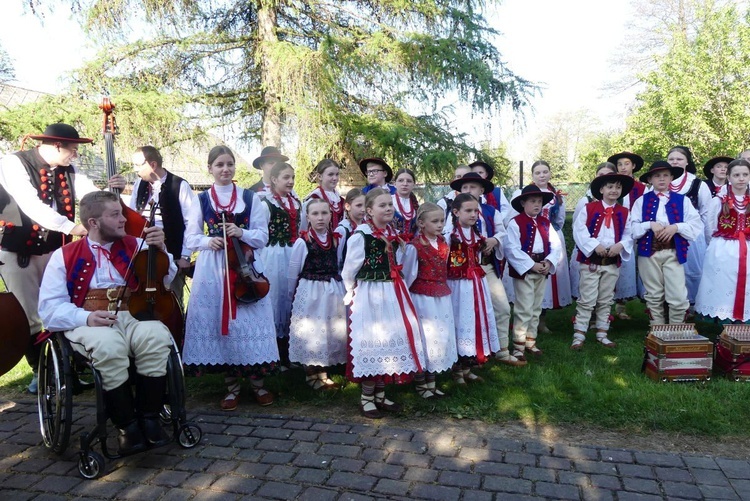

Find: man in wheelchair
<box><xmin>39</xmin><ymin>191</ymin><xmax>174</xmax><ymax>455</ymax></box>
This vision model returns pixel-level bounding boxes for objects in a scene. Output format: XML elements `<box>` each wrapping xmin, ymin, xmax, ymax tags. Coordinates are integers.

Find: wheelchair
<box><xmin>36</xmin><ymin>331</ymin><xmax>203</xmax><ymax>479</ymax></box>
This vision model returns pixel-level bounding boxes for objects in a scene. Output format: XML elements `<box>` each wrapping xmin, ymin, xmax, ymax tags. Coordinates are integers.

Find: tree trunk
<box><xmin>258</xmin><ymin>2</ymin><xmax>282</xmax><ymax>148</ymax></box>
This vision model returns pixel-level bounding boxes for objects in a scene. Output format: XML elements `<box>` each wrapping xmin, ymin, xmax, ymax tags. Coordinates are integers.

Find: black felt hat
<box><xmin>639</xmin><ymin>161</ymin><xmax>684</xmax><ymax>183</ymax></box>
<box><xmin>510</xmin><ymin>185</ymin><xmax>555</xmax><ymax>213</ymax></box>
<box><xmin>28</xmin><ymin>123</ymin><xmax>93</xmax><ymax>144</ymax></box>
<box><xmin>469</xmin><ymin>160</ymin><xmax>495</xmax><ymax>180</ymax></box>
<box><xmin>449</xmin><ymin>172</ymin><xmax>495</xmax><ymax>195</ymax></box>
<box><xmin>702</xmin><ymin>156</ymin><xmax>733</xmax><ymax>179</ymax></box>
<box><xmin>589</xmin><ymin>174</ymin><xmax>635</xmax><ymax>200</ymax></box>
<box><xmin>252</xmin><ymin>146</ymin><xmax>289</xmax><ymax>169</ymax></box>
<box><xmin>606</xmin><ymin>151</ymin><xmax>644</xmax><ymax>173</ymax></box>
<box><xmin>358</xmin><ymin>157</ymin><xmax>393</xmax><ymax>183</ymax></box>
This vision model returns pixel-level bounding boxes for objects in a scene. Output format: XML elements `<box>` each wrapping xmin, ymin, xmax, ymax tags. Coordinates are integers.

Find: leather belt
<box><xmin>530</xmin><ymin>253</ymin><xmax>546</xmax><ymax>262</ymax></box>
<box><xmin>82</xmin><ymin>287</ymin><xmax>130</xmax><ymax>312</ymax></box>
<box><xmin>651</xmin><ymin>238</ymin><xmax>676</xmax><ymax>252</ymax></box>
<box><xmin>589</xmin><ymin>255</ymin><xmax>621</xmax><ymax>266</ymax></box>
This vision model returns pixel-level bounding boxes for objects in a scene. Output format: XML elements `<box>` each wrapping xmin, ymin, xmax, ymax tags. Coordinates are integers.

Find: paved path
<box><xmin>0</xmin><ymin>398</ymin><xmax>747</xmax><ymax>500</ymax></box>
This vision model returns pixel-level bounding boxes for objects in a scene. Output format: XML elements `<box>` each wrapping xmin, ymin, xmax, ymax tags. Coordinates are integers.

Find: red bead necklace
<box><xmin>210</xmin><ymin>182</ymin><xmax>238</xmax><ymax>213</ymax></box>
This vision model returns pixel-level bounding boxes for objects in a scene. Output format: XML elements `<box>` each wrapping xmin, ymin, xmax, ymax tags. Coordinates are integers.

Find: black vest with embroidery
<box><xmin>685</xmin><ymin>178</ymin><xmax>701</xmax><ymax>209</ymax></box>
<box><xmin>0</xmin><ymin>149</ymin><xmax>75</xmax><ymax>255</ymax></box>
<box><xmin>300</xmin><ymin>238</ymin><xmax>341</xmax><ymax>282</ymax></box>
<box><xmin>198</xmin><ymin>188</ymin><xmax>253</xmax><ymax>235</ymax></box>
<box><xmin>135</xmin><ymin>171</ymin><xmax>188</xmax><ymax>259</ymax></box>
<box><xmin>264</xmin><ymin>198</ymin><xmax>300</xmax><ymax>246</ymax></box>
<box><xmin>355</xmin><ymin>233</ymin><xmax>399</xmax><ymax>282</ymax></box>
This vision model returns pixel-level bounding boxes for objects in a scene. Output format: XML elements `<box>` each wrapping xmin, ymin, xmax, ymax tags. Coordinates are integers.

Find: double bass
<box><xmin>100</xmin><ymin>97</ymin><xmax>185</xmax><ymax>347</ymax></box>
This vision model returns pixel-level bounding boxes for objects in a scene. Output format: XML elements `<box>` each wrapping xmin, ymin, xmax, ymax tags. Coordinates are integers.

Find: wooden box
<box><xmin>643</xmin><ymin>324</ymin><xmax>712</xmax><ymax>383</ymax></box>
<box><xmin>714</xmin><ymin>325</ymin><xmax>750</xmax><ymax>381</ymax></box>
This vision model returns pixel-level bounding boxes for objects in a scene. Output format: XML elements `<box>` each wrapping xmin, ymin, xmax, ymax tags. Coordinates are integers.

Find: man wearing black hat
<box><xmin>0</xmin><ymin>123</ymin><xmax>126</xmax><ymax>393</ymax></box>
<box><xmin>129</xmin><ymin>145</ymin><xmax>197</xmax><ymax>308</ymax></box>
<box><xmin>250</xmin><ymin>146</ymin><xmax>289</xmax><ymax>195</ymax></box>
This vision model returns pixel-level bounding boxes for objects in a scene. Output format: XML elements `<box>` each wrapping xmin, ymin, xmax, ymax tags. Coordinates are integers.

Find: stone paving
<box><xmin>1</xmin><ymin>398</ymin><xmax>748</xmax><ymax>500</ymax></box>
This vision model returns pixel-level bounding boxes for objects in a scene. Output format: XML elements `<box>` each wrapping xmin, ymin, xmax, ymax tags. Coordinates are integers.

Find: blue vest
<box><xmin>636</xmin><ymin>191</ymin><xmax>689</xmax><ymax>263</ymax></box>
<box><xmin>479</xmin><ymin>203</ymin><xmax>503</xmax><ymax>278</ymax></box>
<box><xmin>198</xmin><ymin>188</ymin><xmax>254</xmax><ymax>236</ymax></box>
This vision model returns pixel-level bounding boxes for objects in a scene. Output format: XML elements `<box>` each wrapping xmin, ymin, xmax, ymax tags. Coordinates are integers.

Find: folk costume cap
<box><xmin>449</xmin><ymin>172</ymin><xmax>495</xmax><ymax>195</ymax></box>
<box><xmin>469</xmin><ymin>160</ymin><xmax>495</xmax><ymax>180</ymax></box>
<box><xmin>668</xmin><ymin>145</ymin><xmax>696</xmax><ymax>174</ymax></box>
<box><xmin>702</xmin><ymin>156</ymin><xmax>733</xmax><ymax>179</ymax></box>
<box><xmin>252</xmin><ymin>146</ymin><xmax>289</xmax><ymax>169</ymax></box>
<box><xmin>606</xmin><ymin>151</ymin><xmax>644</xmax><ymax>173</ymax></box>
<box><xmin>589</xmin><ymin>174</ymin><xmax>635</xmax><ymax>201</ymax></box>
<box><xmin>510</xmin><ymin>184</ymin><xmax>554</xmax><ymax>213</ymax></box>
<box><xmin>639</xmin><ymin>160</ymin><xmax>684</xmax><ymax>183</ymax></box>
<box><xmin>28</xmin><ymin>123</ymin><xmax>93</xmax><ymax>144</ymax></box>
<box><xmin>359</xmin><ymin>157</ymin><xmax>393</xmax><ymax>183</ymax></box>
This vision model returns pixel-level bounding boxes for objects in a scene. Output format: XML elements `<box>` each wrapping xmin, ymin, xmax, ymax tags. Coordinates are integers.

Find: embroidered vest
<box><xmin>447</xmin><ymin>229</ymin><xmax>485</xmax><ymax>280</ymax></box>
<box><xmin>392</xmin><ymin>194</ymin><xmax>419</xmax><ymax>237</ymax></box>
<box><xmin>355</xmin><ymin>232</ymin><xmax>400</xmax><ymax>282</ymax></box>
<box><xmin>508</xmin><ymin>213</ymin><xmax>551</xmax><ymax>279</ymax></box>
<box><xmin>264</xmin><ymin>197</ymin><xmax>300</xmax><ymax>246</ymax></box>
<box><xmin>62</xmin><ymin>236</ymin><xmax>139</xmax><ymax>307</ymax></box>
<box><xmin>636</xmin><ymin>191</ymin><xmax>689</xmax><ymax>263</ymax></box>
<box><xmin>409</xmin><ymin>236</ymin><xmax>451</xmax><ymax>297</ymax></box>
<box><xmin>714</xmin><ymin>198</ymin><xmax>749</xmax><ymax>239</ymax></box>
<box><xmin>575</xmin><ymin>201</ymin><xmax>628</xmax><ymax>265</ymax></box>
<box><xmin>134</xmin><ymin>171</ymin><xmax>188</xmax><ymax>260</ymax></box>
<box><xmin>628</xmin><ymin>180</ymin><xmax>646</xmax><ymax>207</ymax></box>
<box><xmin>0</xmin><ymin>149</ymin><xmax>76</xmax><ymax>255</ymax></box>
<box><xmin>199</xmin><ymin>188</ymin><xmax>254</xmax><ymax>236</ymax></box>
<box><xmin>479</xmin><ymin>202</ymin><xmax>504</xmax><ymax>277</ymax></box>
<box><xmin>300</xmin><ymin>236</ymin><xmax>341</xmax><ymax>282</ymax></box>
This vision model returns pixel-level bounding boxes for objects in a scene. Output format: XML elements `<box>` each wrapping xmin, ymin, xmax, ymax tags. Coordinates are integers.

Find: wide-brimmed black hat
<box><xmin>252</xmin><ymin>146</ymin><xmax>289</xmax><ymax>169</ymax></box>
<box><xmin>28</xmin><ymin>123</ymin><xmax>93</xmax><ymax>144</ymax></box>
<box><xmin>639</xmin><ymin>161</ymin><xmax>684</xmax><ymax>183</ymax></box>
<box><xmin>703</xmin><ymin>156</ymin><xmax>733</xmax><ymax>179</ymax></box>
<box><xmin>668</xmin><ymin>145</ymin><xmax>696</xmax><ymax>174</ymax></box>
<box><xmin>589</xmin><ymin>174</ymin><xmax>635</xmax><ymax>200</ymax></box>
<box><xmin>469</xmin><ymin>160</ymin><xmax>495</xmax><ymax>180</ymax></box>
<box><xmin>607</xmin><ymin>151</ymin><xmax>644</xmax><ymax>173</ymax></box>
<box><xmin>449</xmin><ymin>172</ymin><xmax>494</xmax><ymax>195</ymax></box>
<box><xmin>359</xmin><ymin>157</ymin><xmax>393</xmax><ymax>183</ymax></box>
<box><xmin>510</xmin><ymin>185</ymin><xmax>555</xmax><ymax>213</ymax></box>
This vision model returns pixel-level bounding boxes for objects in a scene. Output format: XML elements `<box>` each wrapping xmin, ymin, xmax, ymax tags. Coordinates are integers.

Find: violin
<box><xmin>100</xmin><ymin>96</ymin><xmax>148</xmax><ymax>237</ymax></box>
<box><xmin>221</xmin><ymin>212</ymin><xmax>269</xmax><ymax>304</ymax></box>
<box><xmin>126</xmin><ymin>202</ymin><xmax>185</xmax><ymax>347</ymax></box>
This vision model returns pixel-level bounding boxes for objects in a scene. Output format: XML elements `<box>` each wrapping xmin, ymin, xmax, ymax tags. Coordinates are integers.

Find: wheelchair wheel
<box><xmin>78</xmin><ymin>450</ymin><xmax>105</xmax><ymax>479</ymax></box>
<box><xmin>37</xmin><ymin>336</ymin><xmax>73</xmax><ymax>454</ymax></box>
<box><xmin>177</xmin><ymin>423</ymin><xmax>202</xmax><ymax>448</ymax></box>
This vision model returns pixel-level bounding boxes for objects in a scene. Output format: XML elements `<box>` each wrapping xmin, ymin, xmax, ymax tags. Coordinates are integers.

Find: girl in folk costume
<box><xmin>503</xmin><ymin>186</ymin><xmax>563</xmax><ymax>360</ymax></box>
<box><xmin>696</xmin><ymin>159</ymin><xmax>750</xmax><ymax>321</ymax></box>
<box><xmin>703</xmin><ymin>156</ymin><xmax>733</xmax><ymax>198</ymax></box>
<box><xmin>665</xmin><ymin>146</ymin><xmax>711</xmax><ymax>307</ymax></box>
<box><xmin>334</xmin><ymin>188</ymin><xmax>365</xmax><ymax>270</ymax></box>
<box><xmin>608</xmin><ymin>152</ymin><xmax>647</xmax><ymax>317</ymax></box>
<box><xmin>392</xmin><ymin>168</ymin><xmax>420</xmax><ymax>237</ymax></box>
<box><xmin>629</xmin><ymin>161</ymin><xmax>702</xmax><ymax>325</ymax></box>
<box><xmin>446</xmin><ymin>193</ymin><xmax>500</xmax><ymax>383</ymax></box>
<box><xmin>506</xmin><ymin>161</ymin><xmax>572</xmax><ymax>333</ymax></box>
<box><xmin>183</xmin><ymin>146</ymin><xmax>279</xmax><ymax>410</ymax></box>
<box><xmin>341</xmin><ymin>188</ymin><xmax>426</xmax><ymax>419</ymax></box>
<box><xmin>301</xmin><ymin>159</ymin><xmax>344</xmax><ymax>232</ymax></box>
<box><xmin>571</xmin><ymin>174</ymin><xmax>634</xmax><ymax>350</ymax></box>
<box><xmin>261</xmin><ymin>162</ymin><xmax>302</xmax><ymax>366</ymax></box>
<box><xmin>569</xmin><ymin>162</ymin><xmax>617</xmax><ymax>300</ymax></box>
<box><xmin>288</xmin><ymin>198</ymin><xmax>347</xmax><ymax>390</ymax></box>
<box><xmin>402</xmin><ymin>203</ymin><xmax>459</xmax><ymax>399</ymax></box>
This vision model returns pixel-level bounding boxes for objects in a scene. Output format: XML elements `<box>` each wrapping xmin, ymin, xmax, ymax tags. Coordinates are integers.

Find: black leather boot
<box><xmin>104</xmin><ymin>383</ymin><xmax>147</xmax><ymax>455</ymax></box>
<box><xmin>136</xmin><ymin>375</ymin><xmax>170</xmax><ymax>447</ymax></box>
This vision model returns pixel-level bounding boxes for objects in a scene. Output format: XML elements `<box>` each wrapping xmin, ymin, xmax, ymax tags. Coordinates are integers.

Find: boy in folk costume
<box><xmin>360</xmin><ymin>157</ymin><xmax>396</xmax><ymax>195</ymax></box>
<box><xmin>629</xmin><ymin>161</ymin><xmax>702</xmax><ymax>324</ymax></box>
<box><xmin>571</xmin><ymin>174</ymin><xmax>634</xmax><ymax>350</ymax></box>
<box><xmin>607</xmin><ymin>151</ymin><xmax>647</xmax><ymax>318</ymax></box>
<box><xmin>503</xmin><ymin>186</ymin><xmax>562</xmax><ymax>360</ymax></box>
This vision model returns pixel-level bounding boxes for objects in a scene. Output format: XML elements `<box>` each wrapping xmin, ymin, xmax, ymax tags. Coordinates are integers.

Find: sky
<box><xmin>0</xmin><ymin>0</ymin><xmax>639</xmax><ymax>163</ymax></box>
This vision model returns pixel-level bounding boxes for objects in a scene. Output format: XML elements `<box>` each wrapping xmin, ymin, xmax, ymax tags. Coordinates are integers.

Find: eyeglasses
<box><xmin>366</xmin><ymin>169</ymin><xmax>385</xmax><ymax>175</ymax></box>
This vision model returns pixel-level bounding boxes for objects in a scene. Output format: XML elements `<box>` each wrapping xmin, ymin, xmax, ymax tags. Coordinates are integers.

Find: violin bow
<box><xmin>220</xmin><ymin>211</ymin><xmax>233</xmax><ymax>313</ymax></box>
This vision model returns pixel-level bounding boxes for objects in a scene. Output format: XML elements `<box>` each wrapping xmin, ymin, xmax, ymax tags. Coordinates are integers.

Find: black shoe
<box><xmin>140</xmin><ymin>414</ymin><xmax>170</xmax><ymax>447</ymax></box>
<box><xmin>116</xmin><ymin>421</ymin><xmax>148</xmax><ymax>455</ymax></box>
<box><xmin>136</xmin><ymin>375</ymin><xmax>170</xmax><ymax>447</ymax></box>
